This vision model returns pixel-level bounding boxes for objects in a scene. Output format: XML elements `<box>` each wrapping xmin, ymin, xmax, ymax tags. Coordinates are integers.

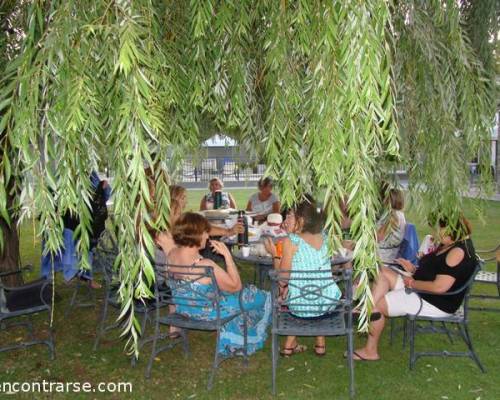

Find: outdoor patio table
<box><xmin>232</xmin><ymin>247</ymin><xmax>353</xmax><ymax>288</ymax></box>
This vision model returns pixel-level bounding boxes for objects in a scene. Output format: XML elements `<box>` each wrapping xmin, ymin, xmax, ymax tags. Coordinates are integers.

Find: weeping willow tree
<box><xmin>0</xmin><ymin>0</ymin><xmax>496</xmax><ymax>354</ymax></box>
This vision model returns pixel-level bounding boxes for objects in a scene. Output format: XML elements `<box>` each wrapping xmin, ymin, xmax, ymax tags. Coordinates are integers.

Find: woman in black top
<box><xmin>352</xmin><ymin>214</ymin><xmax>476</xmax><ymax>361</ymax></box>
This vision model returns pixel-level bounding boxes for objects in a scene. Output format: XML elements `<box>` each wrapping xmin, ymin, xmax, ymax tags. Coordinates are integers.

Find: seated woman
<box><xmin>377</xmin><ymin>187</ymin><xmax>406</xmax><ymax>264</ymax></box>
<box><xmin>199</xmin><ymin>178</ymin><xmax>237</xmax><ymax>210</ymax></box>
<box><xmin>246</xmin><ymin>177</ymin><xmax>281</xmax><ymax>222</ymax></box>
<box><xmin>353</xmin><ymin>214</ymin><xmax>476</xmax><ymax>361</ymax></box>
<box><xmin>156</xmin><ymin>212</ymin><xmax>271</xmax><ymax>357</ymax></box>
<box><xmin>266</xmin><ymin>199</ymin><xmax>341</xmax><ymax>357</ymax></box>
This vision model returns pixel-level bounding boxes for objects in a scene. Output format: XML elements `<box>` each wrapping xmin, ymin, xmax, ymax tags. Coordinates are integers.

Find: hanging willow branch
<box><xmin>0</xmin><ymin>0</ymin><xmax>496</xmax><ymax>353</ymax></box>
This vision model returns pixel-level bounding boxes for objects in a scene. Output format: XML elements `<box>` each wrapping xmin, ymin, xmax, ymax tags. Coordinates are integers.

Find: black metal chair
<box><xmin>405</xmin><ymin>262</ymin><xmax>485</xmax><ymax>372</ymax></box>
<box><xmin>145</xmin><ymin>263</ymin><xmax>249</xmax><ymax>389</ymax></box>
<box><xmin>64</xmin><ymin>230</ymin><xmax>119</xmax><ymax>317</ymax></box>
<box><xmin>0</xmin><ymin>267</ymin><xmax>55</xmax><ymax>359</ymax></box>
<box><xmin>92</xmin><ymin>242</ymin><xmax>161</xmax><ymax>353</ymax></box>
<box><xmin>269</xmin><ymin>267</ymin><xmax>354</xmax><ymax>398</ymax></box>
<box><xmin>470</xmin><ymin>244</ymin><xmax>500</xmax><ymax>312</ymax></box>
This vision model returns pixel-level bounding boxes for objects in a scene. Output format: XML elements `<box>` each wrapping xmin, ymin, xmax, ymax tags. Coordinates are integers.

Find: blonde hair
<box><xmin>209</xmin><ymin>177</ymin><xmax>223</xmax><ymax>190</ymax></box>
<box><xmin>169</xmin><ymin>185</ymin><xmax>187</xmax><ymax>225</ymax></box>
<box><xmin>388</xmin><ymin>188</ymin><xmax>404</xmax><ymax>211</ymax></box>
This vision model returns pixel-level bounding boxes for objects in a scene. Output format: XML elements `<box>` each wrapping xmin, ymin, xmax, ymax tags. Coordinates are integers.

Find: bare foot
<box><xmin>89</xmin><ymin>280</ymin><xmax>102</xmax><ymax>289</ymax></box>
<box><xmin>351</xmin><ymin>348</ymin><xmax>380</xmax><ymax>361</ymax></box>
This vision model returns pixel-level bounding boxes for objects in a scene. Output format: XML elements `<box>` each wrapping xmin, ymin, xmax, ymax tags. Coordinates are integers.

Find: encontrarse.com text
<box><xmin>0</xmin><ymin>381</ymin><xmax>132</xmax><ymax>394</ymax></box>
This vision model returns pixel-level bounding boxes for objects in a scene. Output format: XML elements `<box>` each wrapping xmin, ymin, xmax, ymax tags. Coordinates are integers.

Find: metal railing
<box><xmin>175</xmin><ymin>157</ymin><xmax>267</xmax><ymax>183</ymax></box>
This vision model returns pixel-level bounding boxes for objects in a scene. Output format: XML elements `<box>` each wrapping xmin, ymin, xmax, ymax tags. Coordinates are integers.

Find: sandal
<box><xmin>314</xmin><ymin>345</ymin><xmax>326</xmax><ymax>357</ymax></box>
<box><xmin>280</xmin><ymin>344</ymin><xmax>307</xmax><ymax>357</ymax></box>
<box><xmin>168</xmin><ymin>331</ymin><xmax>181</xmax><ymax>340</ymax></box>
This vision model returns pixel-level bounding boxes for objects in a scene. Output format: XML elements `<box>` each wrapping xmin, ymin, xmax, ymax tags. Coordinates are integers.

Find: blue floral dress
<box><xmin>171</xmin><ymin>280</ymin><xmax>271</xmax><ymax>357</ymax></box>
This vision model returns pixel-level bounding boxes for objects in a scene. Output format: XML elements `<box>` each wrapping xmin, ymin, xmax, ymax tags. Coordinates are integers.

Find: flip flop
<box><xmin>344</xmin><ymin>350</ymin><xmax>380</xmax><ymax>362</ymax></box>
<box><xmin>280</xmin><ymin>344</ymin><xmax>307</xmax><ymax>357</ymax></box>
<box><xmin>314</xmin><ymin>345</ymin><xmax>326</xmax><ymax>357</ymax></box>
<box><xmin>168</xmin><ymin>331</ymin><xmax>182</xmax><ymax>340</ymax></box>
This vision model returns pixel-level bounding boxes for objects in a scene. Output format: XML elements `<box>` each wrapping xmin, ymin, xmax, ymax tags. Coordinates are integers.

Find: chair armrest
<box><xmin>405</xmin><ymin>286</ymin><xmax>463</xmax><ymax>297</ymax></box>
<box><xmin>0</xmin><ymin>264</ymin><xmax>32</xmax><ymax>278</ymax></box>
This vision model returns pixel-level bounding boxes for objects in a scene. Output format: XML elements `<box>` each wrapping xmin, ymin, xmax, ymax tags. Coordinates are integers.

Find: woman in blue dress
<box><xmin>156</xmin><ymin>212</ymin><xmax>270</xmax><ymax>357</ymax></box>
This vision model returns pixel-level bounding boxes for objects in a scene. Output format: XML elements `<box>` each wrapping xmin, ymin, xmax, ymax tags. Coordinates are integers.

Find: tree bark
<box><xmin>0</xmin><ymin>175</ymin><xmax>23</xmax><ymax>287</ymax></box>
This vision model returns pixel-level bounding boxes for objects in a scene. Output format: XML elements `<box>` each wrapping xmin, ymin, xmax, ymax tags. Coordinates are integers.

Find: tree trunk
<box><xmin>0</xmin><ymin>176</ymin><xmax>23</xmax><ymax>287</ymax></box>
<box><xmin>0</xmin><ymin>218</ymin><xmax>23</xmax><ymax>287</ymax></box>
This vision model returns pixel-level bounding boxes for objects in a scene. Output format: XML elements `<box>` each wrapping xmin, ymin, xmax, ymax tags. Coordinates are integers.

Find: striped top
<box><xmin>287</xmin><ymin>232</ymin><xmax>341</xmax><ymax>318</ymax></box>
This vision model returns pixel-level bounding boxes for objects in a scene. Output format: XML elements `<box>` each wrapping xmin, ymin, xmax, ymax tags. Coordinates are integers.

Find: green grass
<box><xmin>2</xmin><ymin>191</ymin><xmax>500</xmax><ymax>399</ymax></box>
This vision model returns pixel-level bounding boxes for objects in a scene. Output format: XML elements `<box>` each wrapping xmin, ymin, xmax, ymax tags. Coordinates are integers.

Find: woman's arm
<box><xmin>156</xmin><ymin>231</ymin><xmax>176</xmax><ymax>256</ymax></box>
<box><xmin>200</xmin><ymin>195</ymin><xmax>207</xmax><ymax>211</ymax></box>
<box><xmin>403</xmin><ymin>247</ymin><xmax>464</xmax><ymax>293</ymax></box>
<box><xmin>208</xmin><ymin>222</ymin><xmax>243</xmax><ymax>237</ymax></box>
<box><xmin>404</xmin><ymin>274</ymin><xmax>456</xmax><ymax>294</ymax></box>
<box><xmin>265</xmin><ymin>237</ymin><xmax>296</xmax><ymax>272</ymax></box>
<box><xmin>246</xmin><ymin>200</ymin><xmax>253</xmax><ymax>212</ymax></box>
<box><xmin>210</xmin><ymin>241</ymin><xmax>242</xmax><ymax>292</ymax></box>
<box><xmin>272</xmin><ymin>201</ymin><xmax>281</xmax><ymax>214</ymax></box>
<box><xmin>229</xmin><ymin>194</ymin><xmax>237</xmax><ymax>209</ymax></box>
<box><xmin>200</xmin><ymin>196</ymin><xmax>207</xmax><ymax>211</ymax></box>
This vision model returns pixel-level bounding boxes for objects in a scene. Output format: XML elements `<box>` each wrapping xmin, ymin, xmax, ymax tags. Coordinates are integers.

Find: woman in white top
<box><xmin>377</xmin><ymin>188</ymin><xmax>406</xmax><ymax>264</ymax></box>
<box><xmin>246</xmin><ymin>177</ymin><xmax>280</xmax><ymax>222</ymax></box>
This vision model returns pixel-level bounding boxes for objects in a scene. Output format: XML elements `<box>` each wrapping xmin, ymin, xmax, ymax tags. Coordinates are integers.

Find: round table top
<box><xmin>232</xmin><ymin>249</ymin><xmax>353</xmax><ymax>266</ymax></box>
<box><xmin>221</xmin><ymin>233</ymin><xmax>283</xmax><ymax>246</ymax></box>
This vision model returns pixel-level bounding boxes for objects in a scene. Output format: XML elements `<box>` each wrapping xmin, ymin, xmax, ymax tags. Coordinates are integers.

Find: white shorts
<box><xmin>385</xmin><ymin>275</ymin><xmax>451</xmax><ymax>318</ymax></box>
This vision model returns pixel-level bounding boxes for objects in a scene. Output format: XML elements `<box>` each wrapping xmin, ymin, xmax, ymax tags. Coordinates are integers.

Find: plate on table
<box><xmin>201</xmin><ymin>209</ymin><xmax>232</xmax><ymax>220</ymax></box>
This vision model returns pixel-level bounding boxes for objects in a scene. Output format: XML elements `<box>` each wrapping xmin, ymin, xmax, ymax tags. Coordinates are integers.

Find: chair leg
<box><xmin>347</xmin><ymin>328</ymin><xmax>355</xmax><ymax>399</ymax></box>
<box><xmin>65</xmin><ymin>284</ymin><xmax>80</xmax><ymax>318</ymax></box>
<box><xmin>93</xmin><ymin>294</ymin><xmax>109</xmax><ymax>351</ymax></box>
<box><xmin>441</xmin><ymin>322</ymin><xmax>454</xmax><ymax>344</ymax></box>
<box><xmin>459</xmin><ymin>323</ymin><xmax>486</xmax><ymax>373</ymax></box>
<box><xmin>408</xmin><ymin>318</ymin><xmax>416</xmax><ymax>370</ymax></box>
<box><xmin>271</xmin><ymin>332</ymin><xmax>279</xmax><ymax>395</ymax></box>
<box><xmin>207</xmin><ymin>330</ymin><xmax>222</xmax><ymax>390</ymax></box>
<box><xmin>402</xmin><ymin>318</ymin><xmax>408</xmax><ymax>349</ymax></box>
<box><xmin>181</xmin><ymin>329</ymin><xmax>190</xmax><ymax>358</ymax></box>
<box><xmin>145</xmin><ymin>312</ymin><xmax>161</xmax><ymax>379</ymax></box>
<box><xmin>389</xmin><ymin>318</ymin><xmax>395</xmax><ymax>346</ymax></box>
<box><xmin>242</xmin><ymin>313</ymin><xmax>249</xmax><ymax>368</ymax></box>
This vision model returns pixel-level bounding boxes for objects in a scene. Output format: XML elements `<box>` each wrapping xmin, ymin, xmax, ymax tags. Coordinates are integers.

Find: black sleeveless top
<box><xmin>413</xmin><ymin>239</ymin><xmax>476</xmax><ymax>314</ymax></box>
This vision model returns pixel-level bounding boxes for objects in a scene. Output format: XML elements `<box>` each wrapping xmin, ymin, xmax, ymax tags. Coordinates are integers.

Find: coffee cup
<box><xmin>241</xmin><ymin>246</ymin><xmax>250</xmax><ymax>258</ymax></box>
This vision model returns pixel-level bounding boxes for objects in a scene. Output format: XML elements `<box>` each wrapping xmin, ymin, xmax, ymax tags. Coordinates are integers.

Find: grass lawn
<box><xmin>2</xmin><ymin>190</ymin><xmax>499</xmax><ymax>399</ymax></box>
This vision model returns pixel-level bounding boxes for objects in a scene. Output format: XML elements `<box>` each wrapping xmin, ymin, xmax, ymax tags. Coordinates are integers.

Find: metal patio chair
<box><xmin>405</xmin><ymin>262</ymin><xmax>485</xmax><ymax>372</ymax></box>
<box><xmin>145</xmin><ymin>263</ymin><xmax>249</xmax><ymax>389</ymax></box>
<box><xmin>269</xmin><ymin>267</ymin><xmax>354</xmax><ymax>398</ymax></box>
<box><xmin>0</xmin><ymin>268</ymin><xmax>55</xmax><ymax>359</ymax></box>
<box><xmin>64</xmin><ymin>230</ymin><xmax>118</xmax><ymax>317</ymax></box>
<box><xmin>470</xmin><ymin>244</ymin><xmax>500</xmax><ymax>312</ymax></box>
<box><xmin>93</xmin><ymin>245</ymin><xmax>163</xmax><ymax>354</ymax></box>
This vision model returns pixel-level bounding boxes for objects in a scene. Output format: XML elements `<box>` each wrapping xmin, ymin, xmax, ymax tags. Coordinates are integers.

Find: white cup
<box><xmin>245</xmin><ymin>215</ymin><xmax>253</xmax><ymax>226</ymax></box>
<box><xmin>241</xmin><ymin>246</ymin><xmax>250</xmax><ymax>258</ymax></box>
<box><xmin>226</xmin><ymin>214</ymin><xmax>238</xmax><ymax>229</ymax></box>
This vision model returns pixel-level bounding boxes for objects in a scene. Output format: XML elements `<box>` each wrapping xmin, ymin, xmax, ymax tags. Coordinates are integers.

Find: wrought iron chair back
<box><xmin>470</xmin><ymin>244</ymin><xmax>500</xmax><ymax>312</ymax></box>
<box><xmin>161</xmin><ymin>263</ymin><xmax>223</xmax><ymax>326</ymax></box>
<box><xmin>406</xmin><ymin>261</ymin><xmax>485</xmax><ymax>372</ymax></box>
<box><xmin>146</xmin><ymin>262</ymin><xmax>248</xmax><ymax>389</ymax></box>
<box><xmin>270</xmin><ymin>268</ymin><xmax>352</xmax><ymax>317</ymax></box>
<box><xmin>269</xmin><ymin>267</ymin><xmax>354</xmax><ymax>398</ymax></box>
<box><xmin>0</xmin><ymin>269</ymin><xmax>55</xmax><ymax>359</ymax></box>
